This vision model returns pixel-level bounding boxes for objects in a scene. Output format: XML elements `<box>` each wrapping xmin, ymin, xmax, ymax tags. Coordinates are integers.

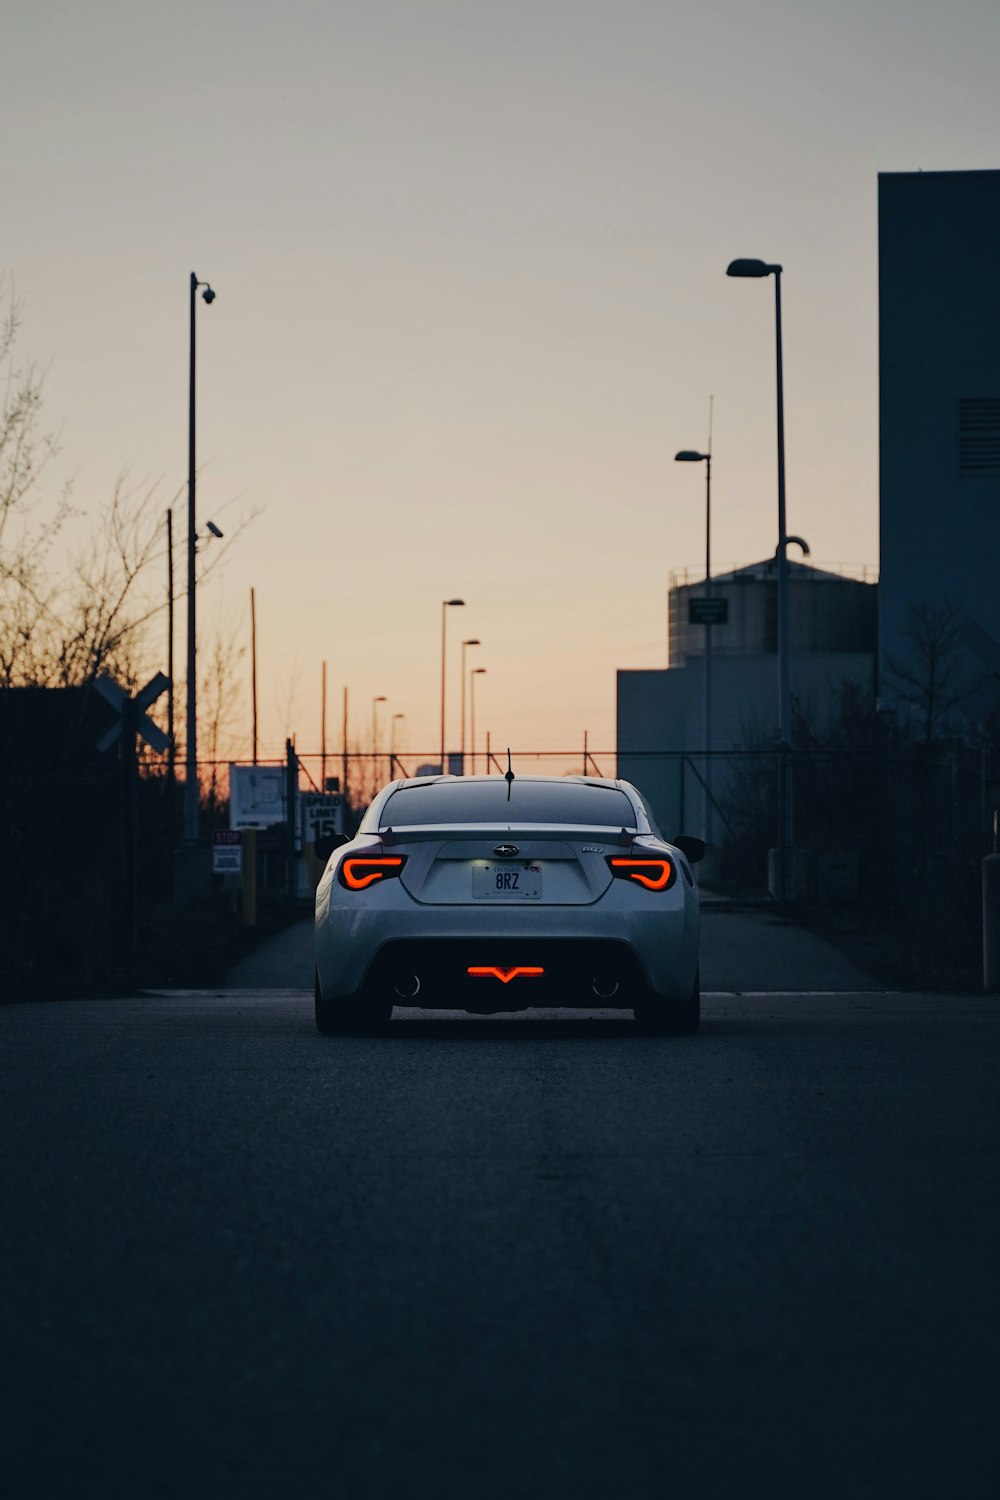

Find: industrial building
<box><xmin>617</xmin><ymin>558</ymin><xmax>876</xmax><ymax>841</ymax></box>
<box><xmin>617</xmin><ymin>167</ymin><xmax>1000</xmax><ymax>849</ymax></box>
<box><xmin>879</xmin><ymin>169</ymin><xmax>1000</xmax><ymax>724</ymax></box>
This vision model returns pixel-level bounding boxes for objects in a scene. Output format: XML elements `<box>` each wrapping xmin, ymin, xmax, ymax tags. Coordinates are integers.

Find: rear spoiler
<box><xmin>378</xmin><ymin>824</ymin><xmax>637</xmax><ymax>847</ymax></box>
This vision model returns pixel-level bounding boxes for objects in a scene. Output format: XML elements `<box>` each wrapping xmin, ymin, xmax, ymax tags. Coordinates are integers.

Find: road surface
<box><xmin>3</xmin><ymin>960</ymin><xmax>999</xmax><ymax>1497</ymax></box>
<box><xmin>226</xmin><ymin>900</ymin><xmax>880</xmax><ymax>993</ymax></box>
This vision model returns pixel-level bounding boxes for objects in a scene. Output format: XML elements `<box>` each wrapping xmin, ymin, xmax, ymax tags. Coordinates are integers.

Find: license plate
<box><xmin>472</xmin><ymin>863</ymin><xmax>542</xmax><ymax>899</ymax></box>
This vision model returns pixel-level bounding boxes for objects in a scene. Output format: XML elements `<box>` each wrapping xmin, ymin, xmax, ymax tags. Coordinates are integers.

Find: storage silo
<box><xmin>668</xmin><ymin>558</ymin><xmax>877</xmax><ymax>668</ymax></box>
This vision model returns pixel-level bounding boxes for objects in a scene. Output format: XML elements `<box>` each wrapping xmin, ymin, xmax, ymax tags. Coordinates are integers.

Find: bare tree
<box><xmin>882</xmin><ymin>601</ymin><xmax>981</xmax><ymax>750</ymax></box>
<box><xmin>199</xmin><ymin>608</ymin><xmax>248</xmax><ymax>819</ymax></box>
<box><xmin>0</xmin><ymin>284</ymin><xmax>73</xmax><ymax>685</ymax></box>
<box><xmin>0</xmin><ymin>289</ymin><xmax>259</xmax><ymax>702</ymax></box>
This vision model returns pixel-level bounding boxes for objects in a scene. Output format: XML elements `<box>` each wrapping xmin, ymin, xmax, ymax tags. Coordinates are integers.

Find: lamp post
<box><xmin>726</xmin><ymin>256</ymin><xmax>791</xmax><ymax>899</ymax></box>
<box><xmin>470</xmin><ymin>667</ymin><xmax>487</xmax><ymax>776</ymax></box>
<box><xmin>675</xmin><ymin>448</ymin><xmax>714</xmax><ymax>845</ymax></box>
<box><xmin>185</xmin><ymin>270</ymin><xmax>216</xmax><ymax>843</ymax></box>
<box><xmin>460</xmin><ymin>639</ymin><xmax>480</xmax><ymax>774</ymax></box>
<box><xmin>372</xmin><ymin>695</ymin><xmax>387</xmax><ymax>793</ymax></box>
<box><xmin>440</xmin><ymin>599</ymin><xmax>465</xmax><ymax>774</ymax></box>
<box><xmin>390</xmin><ymin>712</ymin><xmax>405</xmax><ymax>780</ymax></box>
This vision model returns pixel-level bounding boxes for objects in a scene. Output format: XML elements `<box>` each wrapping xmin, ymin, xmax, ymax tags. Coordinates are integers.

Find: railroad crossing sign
<box><xmin>94</xmin><ymin>672</ymin><xmax>171</xmax><ymax>753</ymax></box>
<box><xmin>688</xmin><ymin>597</ymin><xmax>729</xmax><ymax>625</ymax></box>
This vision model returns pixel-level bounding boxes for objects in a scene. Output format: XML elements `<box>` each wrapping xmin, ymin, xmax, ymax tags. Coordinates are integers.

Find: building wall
<box><xmin>879</xmin><ymin>170</ymin><xmax>1000</xmax><ymax>700</ymax></box>
<box><xmin>617</xmin><ymin>654</ymin><xmax>874</xmax><ymax>837</ymax></box>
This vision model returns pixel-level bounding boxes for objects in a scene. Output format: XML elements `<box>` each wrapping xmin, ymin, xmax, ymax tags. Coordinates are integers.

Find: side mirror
<box><xmin>671</xmin><ymin>834</ymin><xmax>706</xmax><ymax>864</ymax></box>
<box><xmin>314</xmin><ymin>832</ymin><xmax>350</xmax><ymax>862</ymax></box>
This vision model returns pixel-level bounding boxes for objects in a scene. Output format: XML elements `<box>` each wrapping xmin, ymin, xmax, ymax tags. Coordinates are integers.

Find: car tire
<box><xmin>633</xmin><ymin>967</ymin><xmax>700</xmax><ymax>1036</ymax></box>
<box><xmin>314</xmin><ymin>968</ymin><xmax>392</xmax><ymax>1035</ymax></box>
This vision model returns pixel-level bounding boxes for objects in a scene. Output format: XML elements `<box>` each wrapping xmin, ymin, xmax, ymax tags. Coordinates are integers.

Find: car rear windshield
<box><xmin>380</xmin><ymin>780</ymin><xmax>636</xmax><ymax>828</ymax></box>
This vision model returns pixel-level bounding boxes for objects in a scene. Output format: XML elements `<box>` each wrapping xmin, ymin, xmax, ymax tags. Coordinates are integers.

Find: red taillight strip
<box><xmin>607</xmin><ymin>857</ymin><xmax>674</xmax><ymax>891</ymax></box>
<box><xmin>467</xmin><ymin>966</ymin><xmax>545</xmax><ymax>984</ymax></box>
<box><xmin>339</xmin><ymin>856</ymin><xmax>405</xmax><ymax>890</ymax></box>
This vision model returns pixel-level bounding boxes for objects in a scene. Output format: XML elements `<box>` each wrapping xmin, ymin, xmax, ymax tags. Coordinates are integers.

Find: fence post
<box><xmin>121</xmin><ymin>694</ymin><xmax>138</xmax><ymax>983</ymax></box>
<box><xmin>679</xmin><ymin>755</ymin><xmax>686</xmax><ymax>834</ymax></box>
<box><xmin>983</xmin><ymin>851</ymin><xmax>1000</xmax><ymax>992</ymax></box>
<box><xmin>285</xmin><ymin>738</ymin><xmax>298</xmax><ymax>905</ymax></box>
<box><xmin>242</xmin><ymin>828</ymin><xmax>257</xmax><ymax>928</ymax></box>
<box><xmin>983</xmin><ymin>798</ymin><xmax>1000</xmax><ymax>996</ymax></box>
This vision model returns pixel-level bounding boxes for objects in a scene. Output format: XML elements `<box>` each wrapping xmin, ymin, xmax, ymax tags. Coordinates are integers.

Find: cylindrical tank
<box><xmin>668</xmin><ymin>559</ymin><xmax>877</xmax><ymax>668</ymax></box>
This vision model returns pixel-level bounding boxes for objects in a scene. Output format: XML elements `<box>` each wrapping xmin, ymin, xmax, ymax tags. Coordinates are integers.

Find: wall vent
<box><xmin>959</xmin><ymin>398</ymin><xmax>1000</xmax><ymax>472</ymax></box>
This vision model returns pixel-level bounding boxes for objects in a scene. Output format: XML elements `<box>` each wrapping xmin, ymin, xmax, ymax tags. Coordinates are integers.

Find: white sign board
<box><xmin>212</xmin><ymin>830</ymin><xmax>243</xmax><ymax>874</ymax></box>
<box><xmin>229</xmin><ymin>764</ymin><xmax>286</xmax><ymax>830</ymax></box>
<box><xmin>301</xmin><ymin>793</ymin><xmax>344</xmax><ymax>846</ymax></box>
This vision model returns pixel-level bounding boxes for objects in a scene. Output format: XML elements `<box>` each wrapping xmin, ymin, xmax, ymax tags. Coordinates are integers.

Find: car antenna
<box><xmin>505</xmin><ymin>747</ymin><xmax>515</xmax><ymax>802</ymax></box>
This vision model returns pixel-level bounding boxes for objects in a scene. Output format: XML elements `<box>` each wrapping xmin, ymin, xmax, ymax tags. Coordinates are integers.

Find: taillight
<box><xmin>606</xmin><ymin>856</ymin><xmax>675</xmax><ymax>892</ymax></box>
<box><xmin>338</xmin><ymin>855</ymin><xmax>406</xmax><ymax>890</ymax></box>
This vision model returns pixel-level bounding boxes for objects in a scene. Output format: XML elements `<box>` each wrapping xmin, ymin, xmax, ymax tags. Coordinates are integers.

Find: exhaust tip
<box><xmin>393</xmin><ymin>974</ymin><xmax>421</xmax><ymax>1000</ymax></box>
<box><xmin>592</xmin><ymin>975</ymin><xmax>620</xmax><ymax>1000</ymax></box>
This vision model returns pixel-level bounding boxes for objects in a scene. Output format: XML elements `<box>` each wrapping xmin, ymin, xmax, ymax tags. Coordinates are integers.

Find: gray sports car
<box><xmin>314</xmin><ymin>775</ymin><xmax>703</xmax><ymax>1034</ymax></box>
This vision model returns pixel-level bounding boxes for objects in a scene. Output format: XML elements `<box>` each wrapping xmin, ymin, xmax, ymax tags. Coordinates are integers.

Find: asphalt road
<box><xmin>3</xmin><ymin>981</ymin><xmax>999</xmax><ymax>1499</ymax></box>
<box><xmin>225</xmin><ymin>903</ymin><xmax>880</xmax><ymax>993</ymax></box>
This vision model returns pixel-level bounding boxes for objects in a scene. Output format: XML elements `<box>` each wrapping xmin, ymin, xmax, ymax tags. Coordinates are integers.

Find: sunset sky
<box><xmin>4</xmin><ymin>0</ymin><xmax>999</xmax><ymax>772</ymax></box>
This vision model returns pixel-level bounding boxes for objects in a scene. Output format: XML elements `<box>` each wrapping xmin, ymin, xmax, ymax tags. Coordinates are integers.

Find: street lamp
<box><xmin>185</xmin><ymin>270</ymin><xmax>216</xmax><ymax>843</ymax></box>
<box><xmin>675</xmin><ymin>448</ymin><xmax>714</xmax><ymax>845</ymax></box>
<box><xmin>372</xmin><ymin>695</ymin><xmax>387</xmax><ymax>792</ymax></box>
<box><xmin>726</xmin><ymin>255</ymin><xmax>792</xmax><ymax>899</ymax></box>
<box><xmin>440</xmin><ymin>599</ymin><xmax>465</xmax><ymax>774</ymax></box>
<box><xmin>460</xmin><ymin>639</ymin><xmax>481</xmax><ymax>774</ymax></box>
<box><xmin>470</xmin><ymin>667</ymin><xmax>487</xmax><ymax>776</ymax></box>
<box><xmin>390</xmin><ymin>712</ymin><xmax>405</xmax><ymax>779</ymax></box>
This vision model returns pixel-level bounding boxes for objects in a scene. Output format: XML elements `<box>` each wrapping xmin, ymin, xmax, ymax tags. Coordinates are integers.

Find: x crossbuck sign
<box><xmin>94</xmin><ymin>672</ymin><xmax>171</xmax><ymax>754</ymax></box>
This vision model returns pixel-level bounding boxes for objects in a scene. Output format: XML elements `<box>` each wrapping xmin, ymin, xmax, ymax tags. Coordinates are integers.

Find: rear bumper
<box><xmin>315</xmin><ymin>892</ymin><xmax>699</xmax><ymax>1007</ymax></box>
<box><xmin>362</xmin><ymin>937</ymin><xmax>654</xmax><ymax>1010</ymax></box>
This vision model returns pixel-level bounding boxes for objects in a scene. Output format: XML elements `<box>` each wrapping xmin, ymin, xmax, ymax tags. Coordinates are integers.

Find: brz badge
<box><xmin>493</xmin><ymin>843</ymin><xmax>520</xmax><ymax>857</ymax></box>
<box><xmin>582</xmin><ymin>845</ymin><xmax>603</xmax><ymax>852</ymax></box>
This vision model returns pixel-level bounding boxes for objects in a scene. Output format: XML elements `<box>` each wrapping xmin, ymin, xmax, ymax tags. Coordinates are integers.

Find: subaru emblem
<box><xmin>493</xmin><ymin>843</ymin><xmax>520</xmax><ymax>857</ymax></box>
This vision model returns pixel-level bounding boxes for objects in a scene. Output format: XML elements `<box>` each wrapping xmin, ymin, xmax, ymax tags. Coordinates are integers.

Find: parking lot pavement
<box><xmin>224</xmin><ymin>899</ymin><xmax>881</xmax><ymax>995</ymax></box>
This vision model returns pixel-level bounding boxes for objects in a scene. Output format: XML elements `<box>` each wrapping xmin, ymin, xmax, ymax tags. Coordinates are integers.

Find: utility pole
<box><xmin>185</xmin><ymin>270</ymin><xmax>215</xmax><ymax>842</ymax></box>
<box><xmin>342</xmin><ymin>686</ymin><xmax>349</xmax><ymax>813</ymax></box>
<box><xmin>321</xmin><ymin>660</ymin><xmax>327</xmax><ymax>790</ymax></box>
<box><xmin>250</xmin><ymin>587</ymin><xmax>258</xmax><ymax>765</ymax></box>
<box><xmin>167</xmin><ymin>509</ymin><xmax>175</xmax><ymax>818</ymax></box>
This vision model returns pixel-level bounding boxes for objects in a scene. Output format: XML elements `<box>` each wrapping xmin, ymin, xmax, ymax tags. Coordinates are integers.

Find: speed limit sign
<box><xmin>300</xmin><ymin>793</ymin><xmax>344</xmax><ymax>848</ymax></box>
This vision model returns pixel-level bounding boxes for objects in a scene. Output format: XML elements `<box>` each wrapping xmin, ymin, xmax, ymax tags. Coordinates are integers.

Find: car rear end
<box><xmin>315</xmin><ymin>777</ymin><xmax>700</xmax><ymax>1022</ymax></box>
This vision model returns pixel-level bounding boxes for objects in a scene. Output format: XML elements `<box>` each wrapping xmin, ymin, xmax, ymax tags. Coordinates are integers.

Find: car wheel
<box><xmin>314</xmin><ymin>968</ymin><xmax>392</xmax><ymax>1035</ymax></box>
<box><xmin>633</xmin><ymin>967</ymin><xmax>700</xmax><ymax>1036</ymax></box>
